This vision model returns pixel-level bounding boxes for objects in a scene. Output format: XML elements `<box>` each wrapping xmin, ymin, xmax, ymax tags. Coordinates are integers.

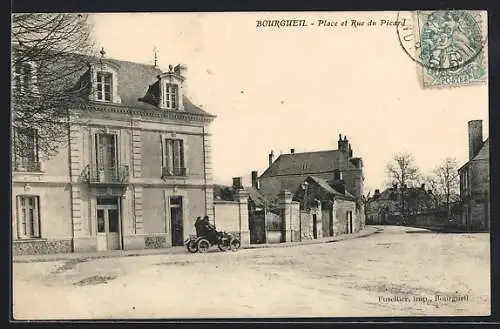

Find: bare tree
<box><xmin>11</xmin><ymin>13</ymin><xmax>96</xmax><ymax>161</ymax></box>
<box><xmin>428</xmin><ymin>157</ymin><xmax>460</xmax><ymax>220</ymax></box>
<box><xmin>386</xmin><ymin>152</ymin><xmax>420</xmax><ymax>222</ymax></box>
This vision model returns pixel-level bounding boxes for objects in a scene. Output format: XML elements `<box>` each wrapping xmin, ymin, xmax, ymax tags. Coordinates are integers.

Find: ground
<box><xmin>12</xmin><ymin>226</ymin><xmax>490</xmax><ymax>319</ymax></box>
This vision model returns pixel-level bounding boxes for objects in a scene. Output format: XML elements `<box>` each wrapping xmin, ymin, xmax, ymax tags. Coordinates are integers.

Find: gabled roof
<box><xmin>293</xmin><ymin>176</ymin><xmax>356</xmax><ymax>202</ymax></box>
<box><xmin>260</xmin><ymin>150</ymin><xmax>340</xmax><ymax>178</ymax></box>
<box><xmin>472</xmin><ymin>138</ymin><xmax>489</xmax><ymax>161</ymax></box>
<box><xmin>308</xmin><ymin>176</ymin><xmax>355</xmax><ymax>198</ymax></box>
<box><xmin>459</xmin><ymin>137</ymin><xmax>490</xmax><ymax>171</ymax></box>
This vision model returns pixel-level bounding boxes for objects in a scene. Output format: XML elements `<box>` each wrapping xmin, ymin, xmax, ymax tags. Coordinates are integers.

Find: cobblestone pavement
<box><xmin>12</xmin><ymin>226</ymin><xmax>490</xmax><ymax>319</ymax></box>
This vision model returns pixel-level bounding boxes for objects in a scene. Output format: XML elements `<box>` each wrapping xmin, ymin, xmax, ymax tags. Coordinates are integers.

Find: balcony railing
<box><xmin>82</xmin><ymin>164</ymin><xmax>130</xmax><ymax>185</ymax></box>
<box><xmin>162</xmin><ymin>166</ymin><xmax>188</xmax><ymax>178</ymax></box>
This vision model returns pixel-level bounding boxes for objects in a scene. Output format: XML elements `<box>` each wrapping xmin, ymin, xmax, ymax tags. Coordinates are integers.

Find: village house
<box><xmin>365</xmin><ymin>184</ymin><xmax>435</xmax><ymax>225</ymax></box>
<box><xmin>458</xmin><ymin>120</ymin><xmax>490</xmax><ymax>232</ymax></box>
<box><xmin>256</xmin><ymin>134</ymin><xmax>365</xmax><ymax>237</ymax></box>
<box><xmin>12</xmin><ymin>50</ymin><xmax>216</xmax><ymax>255</ymax></box>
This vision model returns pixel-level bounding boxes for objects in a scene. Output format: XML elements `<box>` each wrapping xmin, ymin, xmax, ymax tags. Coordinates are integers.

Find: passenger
<box><xmin>194</xmin><ymin>216</ymin><xmax>203</xmax><ymax>236</ymax></box>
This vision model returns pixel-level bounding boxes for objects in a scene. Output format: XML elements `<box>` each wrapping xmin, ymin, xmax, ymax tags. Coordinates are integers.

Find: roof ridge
<box><xmin>281</xmin><ymin>149</ymin><xmax>339</xmax><ymax>156</ymax></box>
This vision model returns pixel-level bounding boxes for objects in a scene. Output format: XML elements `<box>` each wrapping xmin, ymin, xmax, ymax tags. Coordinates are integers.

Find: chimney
<box><xmin>421</xmin><ymin>183</ymin><xmax>425</xmax><ymax>190</ymax></box>
<box><xmin>468</xmin><ymin>120</ymin><xmax>483</xmax><ymax>160</ymax></box>
<box><xmin>251</xmin><ymin>171</ymin><xmax>259</xmax><ymax>189</ymax></box>
<box><xmin>338</xmin><ymin>134</ymin><xmax>349</xmax><ymax>153</ymax></box>
<box><xmin>173</xmin><ymin>64</ymin><xmax>187</xmax><ymax>76</ymax></box>
<box><xmin>268</xmin><ymin>150</ymin><xmax>274</xmax><ymax>167</ymax></box>
<box><xmin>290</xmin><ymin>148</ymin><xmax>295</xmax><ymax>154</ymax></box>
<box><xmin>232</xmin><ymin>177</ymin><xmax>243</xmax><ymax>190</ymax></box>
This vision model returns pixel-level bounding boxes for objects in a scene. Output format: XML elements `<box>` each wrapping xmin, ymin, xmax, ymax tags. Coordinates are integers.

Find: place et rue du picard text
<box><xmin>256</xmin><ymin>18</ymin><xmax>407</xmax><ymax>28</ymax></box>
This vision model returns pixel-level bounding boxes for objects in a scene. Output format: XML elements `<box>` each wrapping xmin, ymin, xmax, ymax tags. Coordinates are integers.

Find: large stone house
<box><xmin>458</xmin><ymin>120</ymin><xmax>490</xmax><ymax>232</ymax></box>
<box><xmin>257</xmin><ymin>134</ymin><xmax>365</xmax><ymax>236</ymax></box>
<box><xmin>12</xmin><ymin>51</ymin><xmax>216</xmax><ymax>255</ymax></box>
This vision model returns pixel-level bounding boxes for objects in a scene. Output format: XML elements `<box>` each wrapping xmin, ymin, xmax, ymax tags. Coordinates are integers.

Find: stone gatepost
<box><xmin>234</xmin><ymin>189</ymin><xmax>250</xmax><ymax>246</ymax></box>
<box><xmin>279</xmin><ymin>190</ymin><xmax>293</xmax><ymax>242</ymax></box>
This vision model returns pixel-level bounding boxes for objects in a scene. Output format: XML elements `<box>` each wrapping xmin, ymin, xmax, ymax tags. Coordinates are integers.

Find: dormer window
<box><xmin>96</xmin><ymin>72</ymin><xmax>112</xmax><ymax>102</ymax></box>
<box><xmin>158</xmin><ymin>65</ymin><xmax>185</xmax><ymax>110</ymax></box>
<box><xmin>164</xmin><ymin>84</ymin><xmax>178</xmax><ymax>109</ymax></box>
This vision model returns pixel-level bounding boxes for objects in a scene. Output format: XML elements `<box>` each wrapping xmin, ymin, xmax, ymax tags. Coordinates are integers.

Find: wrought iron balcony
<box><xmin>82</xmin><ymin>164</ymin><xmax>130</xmax><ymax>185</ymax></box>
<box><xmin>162</xmin><ymin>166</ymin><xmax>188</xmax><ymax>178</ymax></box>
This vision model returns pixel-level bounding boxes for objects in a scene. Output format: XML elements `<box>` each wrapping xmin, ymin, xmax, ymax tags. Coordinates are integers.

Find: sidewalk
<box><xmin>13</xmin><ymin>226</ymin><xmax>382</xmax><ymax>264</ymax></box>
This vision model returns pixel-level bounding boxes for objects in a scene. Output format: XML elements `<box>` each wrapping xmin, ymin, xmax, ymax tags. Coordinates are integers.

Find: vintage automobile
<box><xmin>184</xmin><ymin>231</ymin><xmax>241</xmax><ymax>253</ymax></box>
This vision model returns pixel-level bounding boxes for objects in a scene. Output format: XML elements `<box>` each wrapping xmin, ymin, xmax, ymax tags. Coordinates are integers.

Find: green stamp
<box><xmin>417</xmin><ymin>10</ymin><xmax>487</xmax><ymax>88</ymax></box>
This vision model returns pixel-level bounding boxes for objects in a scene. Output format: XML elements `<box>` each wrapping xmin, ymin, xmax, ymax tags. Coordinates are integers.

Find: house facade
<box><xmin>458</xmin><ymin>120</ymin><xmax>490</xmax><ymax>232</ymax></box>
<box><xmin>12</xmin><ymin>53</ymin><xmax>216</xmax><ymax>255</ymax></box>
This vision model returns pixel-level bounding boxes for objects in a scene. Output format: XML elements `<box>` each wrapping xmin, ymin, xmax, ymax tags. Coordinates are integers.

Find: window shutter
<box><xmin>13</xmin><ymin>128</ymin><xmax>19</xmax><ymax>170</ymax></box>
<box><xmin>173</xmin><ymin>140</ymin><xmax>180</xmax><ymax>170</ymax></box>
<box><xmin>33</xmin><ymin>196</ymin><xmax>40</xmax><ymax>238</ymax></box>
<box><xmin>160</xmin><ymin>135</ymin><xmax>165</xmax><ymax>175</ymax></box>
<box><xmin>96</xmin><ymin>134</ymin><xmax>102</xmax><ymax>170</ymax></box>
<box><xmin>179</xmin><ymin>140</ymin><xmax>185</xmax><ymax>168</ymax></box>
<box><xmin>166</xmin><ymin>139</ymin><xmax>173</xmax><ymax>174</ymax></box>
<box><xmin>19</xmin><ymin>196</ymin><xmax>26</xmax><ymax>238</ymax></box>
<box><xmin>34</xmin><ymin>130</ymin><xmax>39</xmax><ymax>163</ymax></box>
<box><xmin>113</xmin><ymin>134</ymin><xmax>118</xmax><ymax>169</ymax></box>
<box><xmin>15</xmin><ymin>196</ymin><xmax>20</xmax><ymax>239</ymax></box>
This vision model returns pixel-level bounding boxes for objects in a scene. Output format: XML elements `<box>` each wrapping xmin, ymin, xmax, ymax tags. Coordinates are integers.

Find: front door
<box><xmin>170</xmin><ymin>196</ymin><xmax>183</xmax><ymax>246</ymax></box>
<box><xmin>97</xmin><ymin>198</ymin><xmax>121</xmax><ymax>251</ymax></box>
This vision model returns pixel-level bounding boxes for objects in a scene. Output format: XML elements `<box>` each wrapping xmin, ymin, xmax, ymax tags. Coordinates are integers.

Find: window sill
<box><xmin>14</xmin><ymin>238</ymin><xmax>45</xmax><ymax>242</ymax></box>
<box><xmin>13</xmin><ymin>170</ymin><xmax>44</xmax><ymax>175</ymax></box>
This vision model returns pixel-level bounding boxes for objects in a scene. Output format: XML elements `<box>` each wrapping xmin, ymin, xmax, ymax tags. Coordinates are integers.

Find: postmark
<box><xmin>397</xmin><ymin>10</ymin><xmax>487</xmax><ymax>88</ymax></box>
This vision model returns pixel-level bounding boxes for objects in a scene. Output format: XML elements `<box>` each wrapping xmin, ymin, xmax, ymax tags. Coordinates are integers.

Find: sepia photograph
<box><xmin>11</xmin><ymin>11</ymin><xmax>490</xmax><ymax>319</ymax></box>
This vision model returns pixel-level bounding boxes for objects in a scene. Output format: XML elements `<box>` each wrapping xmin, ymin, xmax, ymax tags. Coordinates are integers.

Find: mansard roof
<box><xmin>74</xmin><ymin>57</ymin><xmax>215</xmax><ymax>117</ymax></box>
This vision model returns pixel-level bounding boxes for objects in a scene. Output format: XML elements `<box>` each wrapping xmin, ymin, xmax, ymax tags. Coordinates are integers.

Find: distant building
<box><xmin>458</xmin><ymin>120</ymin><xmax>490</xmax><ymax>232</ymax></box>
<box><xmin>365</xmin><ymin>184</ymin><xmax>435</xmax><ymax>225</ymax></box>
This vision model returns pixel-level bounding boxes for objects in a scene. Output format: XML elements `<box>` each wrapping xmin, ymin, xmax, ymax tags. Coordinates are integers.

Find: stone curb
<box><xmin>13</xmin><ymin>227</ymin><xmax>383</xmax><ymax>264</ymax></box>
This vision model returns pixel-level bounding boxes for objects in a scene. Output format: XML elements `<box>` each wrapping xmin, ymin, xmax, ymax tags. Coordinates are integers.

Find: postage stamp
<box><xmin>397</xmin><ymin>10</ymin><xmax>488</xmax><ymax>88</ymax></box>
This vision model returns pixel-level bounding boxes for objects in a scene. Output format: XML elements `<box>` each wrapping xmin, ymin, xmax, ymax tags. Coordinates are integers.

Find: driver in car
<box><xmin>201</xmin><ymin>215</ymin><xmax>218</xmax><ymax>241</ymax></box>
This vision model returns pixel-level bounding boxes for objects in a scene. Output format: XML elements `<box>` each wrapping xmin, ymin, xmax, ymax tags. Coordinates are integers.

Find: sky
<box><xmin>88</xmin><ymin>12</ymin><xmax>489</xmax><ymax>193</ymax></box>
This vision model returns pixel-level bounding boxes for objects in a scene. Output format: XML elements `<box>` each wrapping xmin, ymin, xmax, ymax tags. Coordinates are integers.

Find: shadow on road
<box><xmin>405</xmin><ymin>229</ymin><xmax>468</xmax><ymax>234</ymax></box>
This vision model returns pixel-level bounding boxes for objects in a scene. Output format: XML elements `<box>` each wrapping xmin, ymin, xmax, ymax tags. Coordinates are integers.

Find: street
<box><xmin>12</xmin><ymin>226</ymin><xmax>490</xmax><ymax>319</ymax></box>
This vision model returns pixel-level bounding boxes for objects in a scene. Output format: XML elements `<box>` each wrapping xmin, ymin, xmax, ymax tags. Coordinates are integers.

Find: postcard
<box><xmin>11</xmin><ymin>11</ymin><xmax>489</xmax><ymax>319</ymax></box>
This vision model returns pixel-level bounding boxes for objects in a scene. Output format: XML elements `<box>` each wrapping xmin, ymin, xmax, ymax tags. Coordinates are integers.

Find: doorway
<box><xmin>346</xmin><ymin>211</ymin><xmax>353</xmax><ymax>234</ymax></box>
<box><xmin>96</xmin><ymin>198</ymin><xmax>121</xmax><ymax>251</ymax></box>
<box><xmin>312</xmin><ymin>214</ymin><xmax>318</xmax><ymax>239</ymax></box>
<box><xmin>170</xmin><ymin>196</ymin><xmax>184</xmax><ymax>246</ymax></box>
<box><xmin>329</xmin><ymin>209</ymin><xmax>334</xmax><ymax>236</ymax></box>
